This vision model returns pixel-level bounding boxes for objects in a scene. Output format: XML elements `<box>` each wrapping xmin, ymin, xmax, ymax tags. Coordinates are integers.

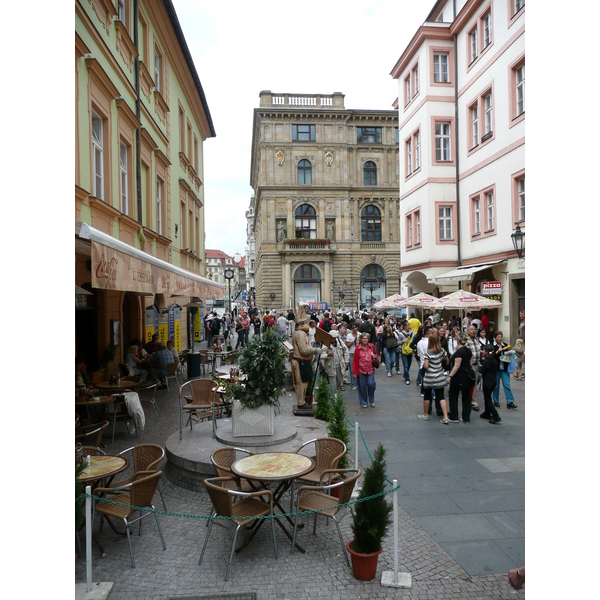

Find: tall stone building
<box><xmin>250</xmin><ymin>92</ymin><xmax>400</xmax><ymax>311</ymax></box>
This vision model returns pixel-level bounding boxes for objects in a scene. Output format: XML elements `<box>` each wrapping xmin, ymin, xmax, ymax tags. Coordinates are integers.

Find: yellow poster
<box><xmin>194</xmin><ymin>311</ymin><xmax>202</xmax><ymax>342</ymax></box>
<box><xmin>174</xmin><ymin>321</ymin><xmax>181</xmax><ymax>352</ymax></box>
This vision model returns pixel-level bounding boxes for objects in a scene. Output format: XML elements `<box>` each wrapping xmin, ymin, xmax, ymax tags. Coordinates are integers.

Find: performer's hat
<box><xmin>295</xmin><ymin>302</ymin><xmax>309</xmax><ymax>324</ymax></box>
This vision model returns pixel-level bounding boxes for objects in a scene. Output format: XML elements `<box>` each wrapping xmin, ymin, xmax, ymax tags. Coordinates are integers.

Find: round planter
<box><xmin>304</xmin><ymin>395</ymin><xmax>313</xmax><ymax>405</ymax></box>
<box><xmin>346</xmin><ymin>540</ymin><xmax>382</xmax><ymax>581</ymax></box>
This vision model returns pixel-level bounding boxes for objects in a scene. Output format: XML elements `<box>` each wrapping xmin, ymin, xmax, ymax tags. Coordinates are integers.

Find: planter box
<box><xmin>232</xmin><ymin>400</ymin><xmax>275</xmax><ymax>437</ymax></box>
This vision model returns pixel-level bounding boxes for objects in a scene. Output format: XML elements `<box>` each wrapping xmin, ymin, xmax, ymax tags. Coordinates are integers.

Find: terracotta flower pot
<box><xmin>329</xmin><ymin>476</ymin><xmax>343</xmax><ymax>498</ymax></box>
<box><xmin>346</xmin><ymin>540</ymin><xmax>382</xmax><ymax>581</ymax></box>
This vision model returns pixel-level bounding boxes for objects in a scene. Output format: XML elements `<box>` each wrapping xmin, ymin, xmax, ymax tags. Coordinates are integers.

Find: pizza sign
<box><xmin>480</xmin><ymin>281</ymin><xmax>502</xmax><ymax>296</ymax></box>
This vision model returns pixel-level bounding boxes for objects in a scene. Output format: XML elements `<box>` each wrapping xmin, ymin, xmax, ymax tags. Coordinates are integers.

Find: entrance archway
<box><xmin>293</xmin><ymin>264</ymin><xmax>321</xmax><ymax>306</ymax></box>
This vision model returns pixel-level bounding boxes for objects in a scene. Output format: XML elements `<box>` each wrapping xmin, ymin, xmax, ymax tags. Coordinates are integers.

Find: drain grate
<box><xmin>168</xmin><ymin>595</ymin><xmax>257</xmax><ymax>600</ymax></box>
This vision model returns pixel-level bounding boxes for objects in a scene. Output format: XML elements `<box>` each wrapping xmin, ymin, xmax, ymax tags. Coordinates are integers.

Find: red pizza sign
<box><xmin>480</xmin><ymin>281</ymin><xmax>502</xmax><ymax>296</ymax></box>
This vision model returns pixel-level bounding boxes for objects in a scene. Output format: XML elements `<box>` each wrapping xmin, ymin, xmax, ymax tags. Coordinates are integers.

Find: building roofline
<box><xmin>162</xmin><ymin>0</ymin><xmax>216</xmax><ymax>138</ymax></box>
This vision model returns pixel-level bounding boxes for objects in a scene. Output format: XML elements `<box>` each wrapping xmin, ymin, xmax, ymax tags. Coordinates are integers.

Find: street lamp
<box><xmin>361</xmin><ymin>273</ymin><xmax>385</xmax><ymax>307</ymax></box>
<box><xmin>269</xmin><ymin>292</ymin><xmax>276</xmax><ymax>307</ymax></box>
<box><xmin>511</xmin><ymin>224</ymin><xmax>525</xmax><ymax>260</ymax></box>
<box><xmin>224</xmin><ymin>268</ymin><xmax>234</xmax><ymax>315</ymax></box>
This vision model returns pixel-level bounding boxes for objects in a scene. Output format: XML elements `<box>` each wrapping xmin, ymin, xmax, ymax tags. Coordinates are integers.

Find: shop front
<box><xmin>75</xmin><ymin>221</ymin><xmax>225</xmax><ymax>379</ymax></box>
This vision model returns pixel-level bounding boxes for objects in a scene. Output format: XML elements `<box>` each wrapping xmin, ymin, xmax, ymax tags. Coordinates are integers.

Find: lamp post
<box><xmin>224</xmin><ymin>268</ymin><xmax>234</xmax><ymax>315</ymax></box>
<box><xmin>269</xmin><ymin>292</ymin><xmax>276</xmax><ymax>308</ymax></box>
<box><xmin>511</xmin><ymin>223</ymin><xmax>525</xmax><ymax>260</ymax></box>
<box><xmin>361</xmin><ymin>273</ymin><xmax>384</xmax><ymax>308</ymax></box>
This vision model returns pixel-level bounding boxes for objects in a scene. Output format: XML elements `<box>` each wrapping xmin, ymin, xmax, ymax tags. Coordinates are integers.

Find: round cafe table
<box><xmin>76</xmin><ymin>455</ymin><xmax>129</xmax><ymax>484</ymax></box>
<box><xmin>96</xmin><ymin>380</ymin><xmax>136</xmax><ymax>391</ymax></box>
<box><xmin>231</xmin><ymin>452</ymin><xmax>315</xmax><ymax>553</ymax></box>
<box><xmin>76</xmin><ymin>394</ymin><xmax>116</xmax><ymax>423</ymax></box>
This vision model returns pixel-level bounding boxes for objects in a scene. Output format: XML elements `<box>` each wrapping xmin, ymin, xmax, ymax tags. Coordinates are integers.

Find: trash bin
<box><xmin>187</xmin><ymin>352</ymin><xmax>201</xmax><ymax>379</ymax></box>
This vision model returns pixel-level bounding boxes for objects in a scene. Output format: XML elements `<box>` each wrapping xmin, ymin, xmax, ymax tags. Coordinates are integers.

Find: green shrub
<box><xmin>313</xmin><ymin>375</ymin><xmax>332</xmax><ymax>421</ymax></box>
<box><xmin>351</xmin><ymin>443</ymin><xmax>392</xmax><ymax>554</ymax></box>
<box><xmin>327</xmin><ymin>391</ymin><xmax>350</xmax><ymax>469</ymax></box>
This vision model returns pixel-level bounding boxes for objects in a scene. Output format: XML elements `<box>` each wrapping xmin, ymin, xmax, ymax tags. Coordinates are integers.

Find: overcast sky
<box><xmin>173</xmin><ymin>0</ymin><xmax>430</xmax><ymax>257</ymax></box>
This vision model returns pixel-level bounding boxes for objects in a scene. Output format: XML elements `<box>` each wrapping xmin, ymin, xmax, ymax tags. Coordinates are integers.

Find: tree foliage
<box><xmin>327</xmin><ymin>391</ymin><xmax>350</xmax><ymax>469</ymax></box>
<box><xmin>313</xmin><ymin>375</ymin><xmax>332</xmax><ymax>421</ymax></box>
<box><xmin>231</xmin><ymin>329</ymin><xmax>289</xmax><ymax>409</ymax></box>
<box><xmin>351</xmin><ymin>443</ymin><xmax>392</xmax><ymax>554</ymax></box>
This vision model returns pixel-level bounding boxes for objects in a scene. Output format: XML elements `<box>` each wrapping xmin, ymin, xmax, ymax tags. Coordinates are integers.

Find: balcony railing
<box><xmin>284</xmin><ymin>238</ymin><xmax>331</xmax><ymax>250</ymax></box>
<box><xmin>260</xmin><ymin>91</ymin><xmax>344</xmax><ymax>109</ymax></box>
<box><xmin>361</xmin><ymin>242</ymin><xmax>385</xmax><ymax>249</ymax></box>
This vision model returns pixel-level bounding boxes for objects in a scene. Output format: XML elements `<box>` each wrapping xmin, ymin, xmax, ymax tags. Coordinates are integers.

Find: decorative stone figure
<box><xmin>276</xmin><ymin>220</ymin><xmax>286</xmax><ymax>242</ymax></box>
<box><xmin>291</xmin><ymin>303</ymin><xmax>320</xmax><ymax>407</ymax></box>
<box><xmin>326</xmin><ymin>220</ymin><xmax>335</xmax><ymax>240</ymax></box>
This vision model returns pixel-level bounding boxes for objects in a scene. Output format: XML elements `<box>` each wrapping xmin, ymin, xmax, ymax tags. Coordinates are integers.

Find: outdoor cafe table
<box><xmin>206</xmin><ymin>350</ymin><xmax>234</xmax><ymax>371</ymax></box>
<box><xmin>96</xmin><ymin>380</ymin><xmax>136</xmax><ymax>392</ymax></box>
<box><xmin>75</xmin><ymin>395</ymin><xmax>115</xmax><ymax>423</ymax></box>
<box><xmin>231</xmin><ymin>452</ymin><xmax>315</xmax><ymax>553</ymax></box>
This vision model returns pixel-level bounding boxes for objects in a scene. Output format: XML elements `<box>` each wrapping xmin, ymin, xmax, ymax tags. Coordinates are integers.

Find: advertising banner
<box><xmin>145</xmin><ymin>307</ymin><xmax>158</xmax><ymax>342</ymax></box>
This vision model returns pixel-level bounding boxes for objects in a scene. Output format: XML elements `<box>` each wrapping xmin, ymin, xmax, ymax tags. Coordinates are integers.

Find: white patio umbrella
<box><xmin>435</xmin><ymin>289</ymin><xmax>502</xmax><ymax>310</ymax></box>
<box><xmin>372</xmin><ymin>294</ymin><xmax>407</xmax><ymax>310</ymax></box>
<box><xmin>399</xmin><ymin>292</ymin><xmax>440</xmax><ymax>308</ymax></box>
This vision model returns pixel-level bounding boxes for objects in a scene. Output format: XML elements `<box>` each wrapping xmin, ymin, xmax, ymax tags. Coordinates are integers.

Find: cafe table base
<box><xmin>231</xmin><ymin>453</ymin><xmax>315</xmax><ymax>554</ymax></box>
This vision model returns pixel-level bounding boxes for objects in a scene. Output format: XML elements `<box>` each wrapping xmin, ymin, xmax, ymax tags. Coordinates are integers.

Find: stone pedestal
<box><xmin>232</xmin><ymin>400</ymin><xmax>275</xmax><ymax>436</ymax></box>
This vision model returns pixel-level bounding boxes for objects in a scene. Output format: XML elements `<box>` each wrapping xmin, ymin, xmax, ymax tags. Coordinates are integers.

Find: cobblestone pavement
<box><xmin>76</xmin><ymin>340</ymin><xmax>525</xmax><ymax>599</ymax></box>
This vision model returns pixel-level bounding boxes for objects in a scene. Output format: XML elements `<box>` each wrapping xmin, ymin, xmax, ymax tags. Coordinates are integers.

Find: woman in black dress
<box><xmin>446</xmin><ymin>333</ymin><xmax>474</xmax><ymax>423</ymax></box>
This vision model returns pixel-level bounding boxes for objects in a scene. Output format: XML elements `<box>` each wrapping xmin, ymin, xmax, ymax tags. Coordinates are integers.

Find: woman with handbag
<box><xmin>382</xmin><ymin>324</ymin><xmax>399</xmax><ymax>377</ymax></box>
<box><xmin>419</xmin><ymin>332</ymin><xmax>450</xmax><ymax>424</ymax></box>
<box><xmin>352</xmin><ymin>332</ymin><xmax>379</xmax><ymax>408</ymax></box>
<box><xmin>492</xmin><ymin>331</ymin><xmax>517</xmax><ymax>409</ymax></box>
<box><xmin>399</xmin><ymin>321</ymin><xmax>414</xmax><ymax>385</ymax></box>
<box><xmin>446</xmin><ymin>333</ymin><xmax>474</xmax><ymax>423</ymax></box>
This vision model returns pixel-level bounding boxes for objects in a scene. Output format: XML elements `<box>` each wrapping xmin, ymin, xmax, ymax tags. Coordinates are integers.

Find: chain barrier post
<box><xmin>85</xmin><ymin>486</ymin><xmax>92</xmax><ymax>592</ymax></box>
<box><xmin>393</xmin><ymin>478</ymin><xmax>399</xmax><ymax>584</ymax></box>
<box><xmin>354</xmin><ymin>422</ymin><xmax>358</xmax><ymax>468</ymax></box>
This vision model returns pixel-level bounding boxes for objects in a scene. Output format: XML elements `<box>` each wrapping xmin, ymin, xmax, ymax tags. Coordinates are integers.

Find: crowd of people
<box><xmin>192</xmin><ymin>304</ymin><xmax>526</xmax><ymax>425</ymax></box>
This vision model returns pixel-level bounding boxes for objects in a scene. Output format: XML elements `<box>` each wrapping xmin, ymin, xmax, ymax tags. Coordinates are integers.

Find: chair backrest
<box><xmin>75</xmin><ymin>445</ymin><xmax>106</xmax><ymax>458</ymax></box>
<box><xmin>137</xmin><ymin>382</ymin><xmax>158</xmax><ymax>401</ymax></box>
<box><xmin>297</xmin><ymin>438</ymin><xmax>347</xmax><ymax>478</ymax></box>
<box><xmin>203</xmin><ymin>477</ymin><xmax>236</xmax><ymax>516</ymax></box>
<box><xmin>75</xmin><ymin>421</ymin><xmax>110</xmax><ymax>447</ymax></box>
<box><xmin>128</xmin><ymin>375</ymin><xmax>143</xmax><ymax>388</ymax></box>
<box><xmin>165</xmin><ymin>363</ymin><xmax>178</xmax><ymax>376</ymax></box>
<box><xmin>210</xmin><ymin>447</ymin><xmax>254</xmax><ymax>478</ymax></box>
<box><xmin>332</xmin><ymin>469</ymin><xmax>361</xmax><ymax>506</ymax></box>
<box><xmin>129</xmin><ymin>470</ymin><xmax>163</xmax><ymax>508</ymax></box>
<box><xmin>132</xmin><ymin>444</ymin><xmax>165</xmax><ymax>472</ymax></box>
<box><xmin>187</xmin><ymin>379</ymin><xmax>215</xmax><ymax>408</ymax></box>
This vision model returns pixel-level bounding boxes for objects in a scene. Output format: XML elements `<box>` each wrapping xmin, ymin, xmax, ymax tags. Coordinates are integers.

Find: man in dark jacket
<box><xmin>479</xmin><ymin>344</ymin><xmax>501</xmax><ymax>424</ymax></box>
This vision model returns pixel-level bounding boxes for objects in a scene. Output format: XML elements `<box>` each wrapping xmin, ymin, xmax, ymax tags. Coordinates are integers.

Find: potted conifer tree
<box><xmin>312</xmin><ymin>375</ymin><xmax>332</xmax><ymax>421</ymax></box>
<box><xmin>346</xmin><ymin>443</ymin><xmax>393</xmax><ymax>580</ymax></box>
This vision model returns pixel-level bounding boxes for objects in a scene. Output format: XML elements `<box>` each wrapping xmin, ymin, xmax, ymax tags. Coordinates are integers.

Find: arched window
<box><xmin>364</xmin><ymin>160</ymin><xmax>377</xmax><ymax>185</ymax></box>
<box><xmin>295</xmin><ymin>204</ymin><xmax>317</xmax><ymax>239</ymax></box>
<box><xmin>294</xmin><ymin>264</ymin><xmax>321</xmax><ymax>282</ymax></box>
<box><xmin>298</xmin><ymin>159</ymin><xmax>312</xmax><ymax>185</ymax></box>
<box><xmin>361</xmin><ymin>205</ymin><xmax>382</xmax><ymax>241</ymax></box>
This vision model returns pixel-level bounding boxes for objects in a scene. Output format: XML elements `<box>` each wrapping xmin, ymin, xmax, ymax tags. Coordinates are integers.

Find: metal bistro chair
<box><xmin>94</xmin><ymin>470</ymin><xmax>167</xmax><ymax>568</ymax></box>
<box><xmin>291</xmin><ymin>468</ymin><xmax>361</xmax><ymax>566</ymax></box>
<box><xmin>137</xmin><ymin>382</ymin><xmax>161</xmax><ymax>421</ymax></box>
<box><xmin>199</xmin><ymin>477</ymin><xmax>277</xmax><ymax>581</ymax></box>
<box><xmin>179</xmin><ymin>379</ymin><xmax>215</xmax><ymax>440</ymax></box>
<box><xmin>199</xmin><ymin>350</ymin><xmax>213</xmax><ymax>376</ymax></box>
<box><xmin>107</xmin><ymin>388</ymin><xmax>141</xmax><ymax>444</ymax></box>
<box><xmin>289</xmin><ymin>437</ymin><xmax>347</xmax><ymax>512</ymax></box>
<box><xmin>111</xmin><ymin>444</ymin><xmax>168</xmax><ymax>511</ymax></box>
<box><xmin>164</xmin><ymin>362</ymin><xmax>180</xmax><ymax>392</ymax></box>
<box><xmin>75</xmin><ymin>421</ymin><xmax>110</xmax><ymax>449</ymax></box>
<box><xmin>210</xmin><ymin>447</ymin><xmax>255</xmax><ymax>493</ymax></box>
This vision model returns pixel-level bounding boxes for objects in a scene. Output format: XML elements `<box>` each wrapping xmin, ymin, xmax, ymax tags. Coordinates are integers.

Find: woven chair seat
<box><xmin>230</xmin><ymin>497</ymin><xmax>272</xmax><ymax>526</ymax></box>
<box><xmin>297</xmin><ymin>491</ymin><xmax>340</xmax><ymax>518</ymax></box>
<box><xmin>95</xmin><ymin>492</ymin><xmax>133</xmax><ymax>520</ymax></box>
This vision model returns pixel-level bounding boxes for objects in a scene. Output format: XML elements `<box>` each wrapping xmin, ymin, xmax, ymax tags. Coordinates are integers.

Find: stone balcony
<box><xmin>279</xmin><ymin>239</ymin><xmax>334</xmax><ymax>254</ymax></box>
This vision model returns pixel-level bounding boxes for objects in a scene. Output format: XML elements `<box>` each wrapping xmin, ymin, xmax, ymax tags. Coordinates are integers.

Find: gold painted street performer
<box><xmin>292</xmin><ymin>302</ymin><xmax>321</xmax><ymax>408</ymax></box>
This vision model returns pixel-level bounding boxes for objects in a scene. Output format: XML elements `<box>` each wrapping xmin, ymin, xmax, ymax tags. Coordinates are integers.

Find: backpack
<box><xmin>210</xmin><ymin>318</ymin><xmax>220</xmax><ymax>335</ymax></box>
<box><xmin>322</xmin><ymin>319</ymin><xmax>332</xmax><ymax>333</ymax></box>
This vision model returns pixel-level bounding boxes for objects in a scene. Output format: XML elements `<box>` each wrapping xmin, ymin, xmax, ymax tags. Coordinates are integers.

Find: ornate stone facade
<box><xmin>250</xmin><ymin>92</ymin><xmax>400</xmax><ymax>310</ymax></box>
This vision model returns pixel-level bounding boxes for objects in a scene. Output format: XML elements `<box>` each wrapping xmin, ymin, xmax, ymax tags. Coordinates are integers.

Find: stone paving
<box><xmin>76</xmin><ymin>340</ymin><xmax>525</xmax><ymax>599</ymax></box>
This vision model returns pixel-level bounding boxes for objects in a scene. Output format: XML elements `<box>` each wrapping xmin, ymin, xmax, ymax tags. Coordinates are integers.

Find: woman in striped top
<box><xmin>418</xmin><ymin>331</ymin><xmax>450</xmax><ymax>424</ymax></box>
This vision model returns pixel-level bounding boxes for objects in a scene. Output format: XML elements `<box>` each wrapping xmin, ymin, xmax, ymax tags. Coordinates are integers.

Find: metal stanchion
<box><xmin>86</xmin><ymin>485</ymin><xmax>92</xmax><ymax>592</ymax></box>
<box><xmin>354</xmin><ymin>422</ymin><xmax>358</xmax><ymax>468</ymax></box>
<box><xmin>381</xmin><ymin>478</ymin><xmax>411</xmax><ymax>588</ymax></box>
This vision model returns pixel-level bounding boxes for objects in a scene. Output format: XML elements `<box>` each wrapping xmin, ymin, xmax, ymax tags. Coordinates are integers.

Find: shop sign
<box><xmin>480</xmin><ymin>281</ymin><xmax>502</xmax><ymax>296</ymax></box>
<box><xmin>145</xmin><ymin>307</ymin><xmax>158</xmax><ymax>342</ymax></box>
<box><xmin>168</xmin><ymin>306</ymin><xmax>182</xmax><ymax>352</ymax></box>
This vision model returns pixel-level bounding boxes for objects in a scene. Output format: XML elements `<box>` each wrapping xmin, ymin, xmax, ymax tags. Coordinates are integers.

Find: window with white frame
<box><xmin>91</xmin><ymin>111</ymin><xmax>104</xmax><ymax>200</ymax></box>
<box><xmin>433</xmin><ymin>53</ymin><xmax>449</xmax><ymax>83</ymax></box>
<box><xmin>516</xmin><ymin>64</ymin><xmax>525</xmax><ymax>115</ymax></box>
<box><xmin>518</xmin><ymin>177</ymin><xmax>525</xmax><ymax>221</ymax></box>
<box><xmin>470</xmin><ymin>29</ymin><xmax>478</xmax><ymax>63</ymax></box>
<box><xmin>474</xmin><ymin>197</ymin><xmax>481</xmax><ymax>234</ymax></box>
<box><xmin>414</xmin><ymin>132</ymin><xmax>420</xmax><ymax>169</ymax></box>
<box><xmin>406</xmin><ymin>139</ymin><xmax>412</xmax><ymax>175</ymax></box>
<box><xmin>405</xmin><ymin>76</ymin><xmax>411</xmax><ymax>106</ymax></box>
<box><xmin>482</xmin><ymin>11</ymin><xmax>492</xmax><ymax>48</ymax></box>
<box><xmin>514</xmin><ymin>0</ymin><xmax>524</xmax><ymax>14</ymax></box>
<box><xmin>484</xmin><ymin>92</ymin><xmax>493</xmax><ymax>136</ymax></box>
<box><xmin>435</xmin><ymin>122</ymin><xmax>451</xmax><ymax>161</ymax></box>
<box><xmin>117</xmin><ymin>0</ymin><xmax>125</xmax><ymax>23</ymax></box>
<box><xmin>156</xmin><ymin>178</ymin><xmax>162</xmax><ymax>235</ymax></box>
<box><xmin>413</xmin><ymin>64</ymin><xmax>419</xmax><ymax>95</ymax></box>
<box><xmin>154</xmin><ymin>47</ymin><xmax>161</xmax><ymax>92</ymax></box>
<box><xmin>407</xmin><ymin>214</ymin><xmax>413</xmax><ymax>247</ymax></box>
<box><xmin>471</xmin><ymin>104</ymin><xmax>479</xmax><ymax>148</ymax></box>
<box><xmin>416</xmin><ymin>211</ymin><xmax>421</xmax><ymax>245</ymax></box>
<box><xmin>120</xmin><ymin>142</ymin><xmax>128</xmax><ymax>215</ymax></box>
<box><xmin>439</xmin><ymin>206</ymin><xmax>453</xmax><ymax>240</ymax></box>
<box><xmin>486</xmin><ymin>191</ymin><xmax>495</xmax><ymax>230</ymax></box>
